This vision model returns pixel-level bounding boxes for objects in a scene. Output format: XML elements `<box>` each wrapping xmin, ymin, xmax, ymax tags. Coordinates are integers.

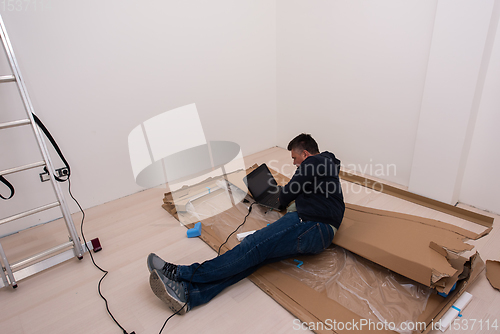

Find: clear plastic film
<box><xmin>174</xmin><ymin>177</ymin><xmax>431</xmax><ymax>333</ymax></box>
<box><xmin>180</xmin><ymin>178</ymin><xmax>281</xmax><ymax>244</ymax></box>
<box><xmin>175</xmin><ymin>178</ymin><xmax>241</xmax><ymax>226</ymax></box>
<box><xmin>271</xmin><ymin>247</ymin><xmax>432</xmax><ymax>334</ymax></box>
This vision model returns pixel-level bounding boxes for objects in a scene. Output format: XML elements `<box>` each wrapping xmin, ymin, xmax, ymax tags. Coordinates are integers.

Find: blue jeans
<box><xmin>176</xmin><ymin>212</ymin><xmax>335</xmax><ymax>309</ymax></box>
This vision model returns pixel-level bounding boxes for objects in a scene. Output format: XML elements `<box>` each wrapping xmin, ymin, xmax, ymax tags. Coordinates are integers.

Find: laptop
<box><xmin>244</xmin><ymin>163</ymin><xmax>283</xmax><ymax>210</ymax></box>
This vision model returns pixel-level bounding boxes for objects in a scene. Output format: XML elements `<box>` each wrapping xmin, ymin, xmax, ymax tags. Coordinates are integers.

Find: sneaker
<box><xmin>147</xmin><ymin>253</ymin><xmax>178</xmax><ymax>281</ymax></box>
<box><xmin>150</xmin><ymin>269</ymin><xmax>189</xmax><ymax>315</ymax></box>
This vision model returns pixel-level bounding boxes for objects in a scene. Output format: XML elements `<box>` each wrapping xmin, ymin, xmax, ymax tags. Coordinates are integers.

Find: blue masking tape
<box><xmin>206</xmin><ymin>187</ymin><xmax>211</xmax><ymax>193</ymax></box>
<box><xmin>294</xmin><ymin>259</ymin><xmax>303</xmax><ymax>268</ymax></box>
<box><xmin>437</xmin><ymin>282</ymin><xmax>457</xmax><ymax>298</ymax></box>
<box><xmin>451</xmin><ymin>305</ymin><xmax>463</xmax><ymax>317</ymax></box>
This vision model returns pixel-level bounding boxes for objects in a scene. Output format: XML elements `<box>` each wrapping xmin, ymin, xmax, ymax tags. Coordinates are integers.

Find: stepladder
<box><xmin>0</xmin><ymin>14</ymin><xmax>92</xmax><ymax>289</ymax></box>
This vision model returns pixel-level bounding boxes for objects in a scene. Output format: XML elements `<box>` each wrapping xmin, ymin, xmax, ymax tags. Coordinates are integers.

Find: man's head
<box><xmin>287</xmin><ymin>133</ymin><xmax>319</xmax><ymax>166</ymax></box>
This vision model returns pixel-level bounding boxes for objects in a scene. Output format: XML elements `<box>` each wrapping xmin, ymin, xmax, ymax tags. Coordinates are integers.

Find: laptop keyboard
<box><xmin>262</xmin><ymin>190</ymin><xmax>280</xmax><ymax>207</ymax></box>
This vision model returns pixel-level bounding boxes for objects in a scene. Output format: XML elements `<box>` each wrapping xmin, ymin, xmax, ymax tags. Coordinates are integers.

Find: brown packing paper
<box><xmin>269</xmin><ymin>247</ymin><xmax>433</xmax><ymax>330</ymax></box>
<box><xmin>161</xmin><ymin>164</ymin><xmax>491</xmax><ymax>333</ymax></box>
<box><xmin>486</xmin><ymin>260</ymin><xmax>500</xmax><ymax>291</ymax></box>
<box><xmin>183</xmin><ymin>206</ymin><xmax>400</xmax><ymax>333</ymax></box>
<box><xmin>181</xmin><ymin>205</ymin><xmax>485</xmax><ymax>334</ymax></box>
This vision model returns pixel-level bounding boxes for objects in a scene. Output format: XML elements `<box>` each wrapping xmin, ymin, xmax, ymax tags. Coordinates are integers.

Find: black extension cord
<box><xmin>68</xmin><ymin>178</ymin><xmax>135</xmax><ymax>334</ymax></box>
<box><xmin>32</xmin><ymin>113</ymin><xmax>135</xmax><ymax>334</ymax></box>
<box><xmin>158</xmin><ymin>201</ymin><xmax>256</xmax><ymax>334</ymax></box>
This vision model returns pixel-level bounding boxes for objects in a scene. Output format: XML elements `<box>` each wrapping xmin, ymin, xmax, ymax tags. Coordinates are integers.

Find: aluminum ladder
<box><xmin>0</xmin><ymin>14</ymin><xmax>87</xmax><ymax>289</ymax></box>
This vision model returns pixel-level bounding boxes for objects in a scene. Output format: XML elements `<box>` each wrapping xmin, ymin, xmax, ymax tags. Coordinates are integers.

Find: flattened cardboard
<box><xmin>182</xmin><ymin>206</ymin><xmax>484</xmax><ymax>334</ymax></box>
<box><xmin>333</xmin><ymin>204</ymin><xmax>485</xmax><ymax>293</ymax></box>
<box><xmin>162</xmin><ymin>164</ymin><xmax>490</xmax><ymax>333</ymax></box>
<box><xmin>486</xmin><ymin>260</ymin><xmax>500</xmax><ymax>291</ymax></box>
<box><xmin>339</xmin><ymin>170</ymin><xmax>494</xmax><ymax>228</ymax></box>
<box><xmin>186</xmin><ymin>212</ymin><xmax>396</xmax><ymax>334</ymax></box>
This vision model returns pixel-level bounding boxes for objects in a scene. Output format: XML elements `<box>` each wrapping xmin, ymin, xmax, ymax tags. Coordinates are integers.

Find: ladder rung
<box><xmin>0</xmin><ymin>202</ymin><xmax>60</xmax><ymax>226</ymax></box>
<box><xmin>0</xmin><ymin>161</ymin><xmax>45</xmax><ymax>176</ymax></box>
<box><xmin>0</xmin><ymin>75</ymin><xmax>16</xmax><ymax>83</ymax></box>
<box><xmin>10</xmin><ymin>241</ymin><xmax>74</xmax><ymax>270</ymax></box>
<box><xmin>0</xmin><ymin>240</ymin><xmax>93</xmax><ymax>289</ymax></box>
<box><xmin>0</xmin><ymin>119</ymin><xmax>31</xmax><ymax>130</ymax></box>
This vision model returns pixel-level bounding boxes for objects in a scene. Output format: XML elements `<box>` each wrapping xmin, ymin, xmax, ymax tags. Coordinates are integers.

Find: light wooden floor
<box><xmin>0</xmin><ymin>147</ymin><xmax>498</xmax><ymax>334</ymax></box>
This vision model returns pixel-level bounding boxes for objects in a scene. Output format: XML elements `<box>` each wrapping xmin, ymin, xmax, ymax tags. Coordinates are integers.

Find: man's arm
<box><xmin>278</xmin><ymin>164</ymin><xmax>314</xmax><ymax>207</ymax></box>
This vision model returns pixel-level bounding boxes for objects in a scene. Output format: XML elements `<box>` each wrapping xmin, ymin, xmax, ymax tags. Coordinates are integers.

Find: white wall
<box><xmin>2</xmin><ymin>0</ymin><xmax>499</xmax><ymax>238</ymax></box>
<box><xmin>408</xmin><ymin>0</ymin><xmax>495</xmax><ymax>204</ymax></box>
<box><xmin>276</xmin><ymin>0</ymin><xmax>500</xmax><ymax>214</ymax></box>
<box><xmin>276</xmin><ymin>0</ymin><xmax>438</xmax><ymax>186</ymax></box>
<box><xmin>460</xmin><ymin>10</ymin><xmax>500</xmax><ymax>214</ymax></box>
<box><xmin>0</xmin><ymin>0</ymin><xmax>276</xmax><ymax>236</ymax></box>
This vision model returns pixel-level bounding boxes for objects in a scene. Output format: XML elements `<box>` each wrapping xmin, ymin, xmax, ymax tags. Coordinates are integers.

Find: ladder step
<box><xmin>0</xmin><ymin>74</ymin><xmax>16</xmax><ymax>83</ymax></box>
<box><xmin>0</xmin><ymin>161</ymin><xmax>45</xmax><ymax>176</ymax></box>
<box><xmin>0</xmin><ymin>202</ymin><xmax>60</xmax><ymax>226</ymax></box>
<box><xmin>0</xmin><ymin>119</ymin><xmax>31</xmax><ymax>130</ymax></box>
<box><xmin>10</xmin><ymin>241</ymin><xmax>74</xmax><ymax>270</ymax></box>
<box><xmin>0</xmin><ymin>240</ymin><xmax>94</xmax><ymax>289</ymax></box>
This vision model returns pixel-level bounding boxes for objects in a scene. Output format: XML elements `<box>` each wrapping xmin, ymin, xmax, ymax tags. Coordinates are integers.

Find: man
<box><xmin>148</xmin><ymin>133</ymin><xmax>345</xmax><ymax>314</ymax></box>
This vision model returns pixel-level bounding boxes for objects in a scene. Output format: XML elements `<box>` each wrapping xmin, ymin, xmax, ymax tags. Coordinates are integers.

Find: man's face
<box><xmin>291</xmin><ymin>149</ymin><xmax>307</xmax><ymax>167</ymax></box>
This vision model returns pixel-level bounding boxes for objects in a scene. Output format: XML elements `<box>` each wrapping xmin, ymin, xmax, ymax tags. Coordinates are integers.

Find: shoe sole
<box><xmin>149</xmin><ymin>270</ymin><xmax>187</xmax><ymax>315</ymax></box>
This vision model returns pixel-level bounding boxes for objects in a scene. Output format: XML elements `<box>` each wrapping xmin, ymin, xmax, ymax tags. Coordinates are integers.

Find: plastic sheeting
<box><xmin>177</xmin><ymin>179</ymin><xmax>431</xmax><ymax>334</ymax></box>
<box><xmin>181</xmin><ymin>180</ymin><xmax>281</xmax><ymax>243</ymax></box>
<box><xmin>271</xmin><ymin>247</ymin><xmax>432</xmax><ymax>334</ymax></box>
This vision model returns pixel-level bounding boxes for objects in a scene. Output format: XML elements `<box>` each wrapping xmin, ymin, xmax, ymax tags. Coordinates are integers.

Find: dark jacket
<box><xmin>278</xmin><ymin>151</ymin><xmax>345</xmax><ymax>229</ymax></box>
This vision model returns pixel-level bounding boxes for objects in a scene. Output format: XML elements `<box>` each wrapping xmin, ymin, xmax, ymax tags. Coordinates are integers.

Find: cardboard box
<box><xmin>162</xmin><ymin>165</ymin><xmax>491</xmax><ymax>333</ymax></box>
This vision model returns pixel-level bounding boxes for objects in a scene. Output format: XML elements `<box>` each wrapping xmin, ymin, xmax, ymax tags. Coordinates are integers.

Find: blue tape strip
<box><xmin>206</xmin><ymin>187</ymin><xmax>211</xmax><ymax>193</ymax></box>
<box><xmin>294</xmin><ymin>259</ymin><xmax>303</xmax><ymax>268</ymax></box>
<box><xmin>451</xmin><ymin>305</ymin><xmax>462</xmax><ymax>317</ymax></box>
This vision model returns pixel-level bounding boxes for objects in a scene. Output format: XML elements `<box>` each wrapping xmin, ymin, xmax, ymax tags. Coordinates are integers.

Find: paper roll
<box><xmin>437</xmin><ymin>291</ymin><xmax>473</xmax><ymax>332</ymax></box>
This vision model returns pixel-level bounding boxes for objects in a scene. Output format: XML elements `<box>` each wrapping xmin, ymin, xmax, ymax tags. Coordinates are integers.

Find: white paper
<box><xmin>237</xmin><ymin>230</ymin><xmax>256</xmax><ymax>241</ymax></box>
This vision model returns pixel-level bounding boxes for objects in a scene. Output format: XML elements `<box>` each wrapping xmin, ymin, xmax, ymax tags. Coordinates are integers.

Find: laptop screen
<box><xmin>246</xmin><ymin>164</ymin><xmax>278</xmax><ymax>199</ymax></box>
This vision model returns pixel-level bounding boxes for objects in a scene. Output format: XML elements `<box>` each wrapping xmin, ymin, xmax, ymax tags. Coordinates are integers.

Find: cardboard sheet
<box><xmin>486</xmin><ymin>260</ymin><xmax>500</xmax><ymax>291</ymax></box>
<box><xmin>177</xmin><ymin>203</ymin><xmax>485</xmax><ymax>334</ymax></box>
<box><xmin>334</xmin><ymin>204</ymin><xmax>486</xmax><ymax>294</ymax></box>
<box><xmin>161</xmin><ymin>164</ymin><xmax>489</xmax><ymax>333</ymax></box>
<box><xmin>339</xmin><ymin>170</ymin><xmax>494</xmax><ymax>228</ymax></box>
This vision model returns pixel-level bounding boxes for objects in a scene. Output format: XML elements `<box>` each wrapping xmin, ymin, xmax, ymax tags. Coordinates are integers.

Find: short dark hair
<box><xmin>287</xmin><ymin>133</ymin><xmax>319</xmax><ymax>154</ymax></box>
